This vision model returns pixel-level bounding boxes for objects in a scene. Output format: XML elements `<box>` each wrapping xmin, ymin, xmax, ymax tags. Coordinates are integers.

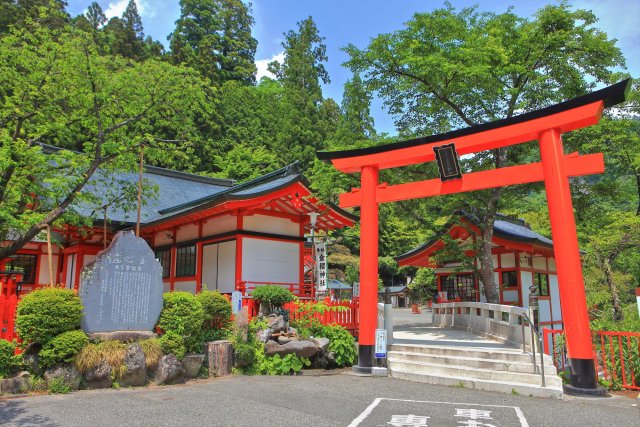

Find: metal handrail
<box><xmin>519</xmin><ymin>311</ymin><xmax>546</xmax><ymax>388</ymax></box>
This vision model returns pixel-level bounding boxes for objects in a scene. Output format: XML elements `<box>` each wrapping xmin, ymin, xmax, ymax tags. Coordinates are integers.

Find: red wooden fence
<box><xmin>0</xmin><ymin>293</ymin><xmax>18</xmax><ymax>341</ymax></box>
<box><xmin>544</xmin><ymin>328</ymin><xmax>640</xmax><ymax>391</ymax></box>
<box><xmin>241</xmin><ymin>297</ymin><xmax>360</xmax><ymax>338</ymax></box>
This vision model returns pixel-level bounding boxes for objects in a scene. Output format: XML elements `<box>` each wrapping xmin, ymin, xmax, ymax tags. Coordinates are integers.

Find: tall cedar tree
<box><xmin>169</xmin><ymin>0</ymin><xmax>257</xmax><ymax>85</ymax></box>
<box><xmin>267</xmin><ymin>16</ymin><xmax>334</xmax><ymax>168</ymax></box>
<box><xmin>344</xmin><ymin>3</ymin><xmax>624</xmax><ymax>302</ymax></box>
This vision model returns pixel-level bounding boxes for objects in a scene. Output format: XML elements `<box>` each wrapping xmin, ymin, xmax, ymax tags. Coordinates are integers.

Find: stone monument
<box><xmin>80</xmin><ymin>230</ymin><xmax>163</xmax><ymax>338</ymax></box>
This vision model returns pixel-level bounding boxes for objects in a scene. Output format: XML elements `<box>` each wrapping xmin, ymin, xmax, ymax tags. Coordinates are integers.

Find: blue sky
<box><xmin>66</xmin><ymin>0</ymin><xmax>640</xmax><ymax>134</ymax></box>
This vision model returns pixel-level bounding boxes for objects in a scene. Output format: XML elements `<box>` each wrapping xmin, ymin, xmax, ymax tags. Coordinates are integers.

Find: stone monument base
<box><xmin>88</xmin><ymin>331</ymin><xmax>158</xmax><ymax>342</ymax></box>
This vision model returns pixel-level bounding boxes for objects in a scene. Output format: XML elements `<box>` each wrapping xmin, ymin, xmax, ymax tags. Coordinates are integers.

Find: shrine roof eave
<box><xmin>395</xmin><ymin>211</ymin><xmax>554</xmax><ymax>267</ymax></box>
<box><xmin>317</xmin><ymin>79</ymin><xmax>631</xmax><ymax>172</ymax></box>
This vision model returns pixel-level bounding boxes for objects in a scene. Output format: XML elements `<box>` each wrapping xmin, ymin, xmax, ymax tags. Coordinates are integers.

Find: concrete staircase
<box><xmin>387</xmin><ymin>343</ymin><xmax>563</xmax><ymax>398</ymax></box>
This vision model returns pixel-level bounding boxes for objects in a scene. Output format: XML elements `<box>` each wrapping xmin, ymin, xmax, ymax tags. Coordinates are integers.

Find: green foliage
<box><xmin>233</xmin><ymin>340</ymin><xmax>255</xmax><ymax>367</ymax></box>
<box><xmin>39</xmin><ymin>330</ymin><xmax>88</xmax><ymax>368</ymax></box>
<box><xmin>0</xmin><ymin>339</ymin><xmax>18</xmax><ymax>378</ymax></box>
<box><xmin>317</xmin><ymin>325</ymin><xmax>357</xmax><ymax>367</ymax></box>
<box><xmin>408</xmin><ymin>268</ymin><xmax>437</xmax><ymax>302</ymax></box>
<box><xmin>251</xmin><ymin>286</ymin><xmax>294</xmax><ymax>309</ymax></box>
<box><xmin>197</xmin><ymin>290</ymin><xmax>232</xmax><ymax>329</ymax></box>
<box><xmin>159</xmin><ymin>331</ymin><xmax>186</xmax><ymax>360</ymax></box>
<box><xmin>258</xmin><ymin>353</ymin><xmax>311</xmax><ymax>376</ymax></box>
<box><xmin>16</xmin><ymin>288</ymin><xmax>83</xmax><ymax>345</ymax></box>
<box><xmin>158</xmin><ymin>291</ymin><xmax>205</xmax><ymax>353</ymax></box>
<box><xmin>169</xmin><ymin>0</ymin><xmax>257</xmax><ymax>85</ymax></box>
<box><xmin>47</xmin><ymin>377</ymin><xmax>72</xmax><ymax>394</ymax></box>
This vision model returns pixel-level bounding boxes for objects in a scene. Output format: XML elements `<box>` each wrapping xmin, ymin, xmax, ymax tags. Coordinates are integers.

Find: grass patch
<box><xmin>75</xmin><ymin>343</ymin><xmax>102</xmax><ymax>373</ymax></box>
<box><xmin>139</xmin><ymin>339</ymin><xmax>163</xmax><ymax>370</ymax></box>
<box><xmin>511</xmin><ymin>388</ymin><xmax>519</xmax><ymax>395</ymax></box>
<box><xmin>98</xmin><ymin>341</ymin><xmax>126</xmax><ymax>369</ymax></box>
<box><xmin>453</xmin><ymin>381</ymin><xmax>465</xmax><ymax>388</ymax></box>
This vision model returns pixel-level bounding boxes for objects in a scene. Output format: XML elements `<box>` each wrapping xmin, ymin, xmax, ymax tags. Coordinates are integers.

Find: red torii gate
<box><xmin>318</xmin><ymin>79</ymin><xmax>631</xmax><ymax>395</ymax></box>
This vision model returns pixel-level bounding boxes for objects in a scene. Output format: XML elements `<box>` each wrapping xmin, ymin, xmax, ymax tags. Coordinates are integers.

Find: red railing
<box><xmin>284</xmin><ymin>299</ymin><xmax>359</xmax><ymax>338</ymax></box>
<box><xmin>236</xmin><ymin>280</ymin><xmax>315</xmax><ymax>298</ymax></box>
<box><xmin>544</xmin><ymin>328</ymin><xmax>640</xmax><ymax>391</ymax></box>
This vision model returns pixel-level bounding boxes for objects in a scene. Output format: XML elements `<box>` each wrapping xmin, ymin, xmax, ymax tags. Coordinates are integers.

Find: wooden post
<box><xmin>46</xmin><ymin>225</ymin><xmax>54</xmax><ymax>286</ymax></box>
<box><xmin>205</xmin><ymin>340</ymin><xmax>234</xmax><ymax>377</ymax></box>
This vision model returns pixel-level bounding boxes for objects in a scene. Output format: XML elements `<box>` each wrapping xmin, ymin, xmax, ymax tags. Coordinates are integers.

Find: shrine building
<box><xmin>395</xmin><ymin>211</ymin><xmax>562</xmax><ymax>330</ymax></box>
<box><xmin>1</xmin><ymin>162</ymin><xmax>356</xmax><ymax>298</ymax></box>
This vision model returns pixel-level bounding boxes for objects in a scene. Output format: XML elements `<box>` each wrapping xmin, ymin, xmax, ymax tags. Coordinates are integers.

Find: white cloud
<box><xmin>104</xmin><ymin>0</ymin><xmax>155</xmax><ymax>20</ymax></box>
<box><xmin>255</xmin><ymin>51</ymin><xmax>284</xmax><ymax>81</ymax></box>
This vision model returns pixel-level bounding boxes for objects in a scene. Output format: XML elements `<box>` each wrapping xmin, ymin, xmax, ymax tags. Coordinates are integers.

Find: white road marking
<box><xmin>348</xmin><ymin>398</ymin><xmax>529</xmax><ymax>427</ymax></box>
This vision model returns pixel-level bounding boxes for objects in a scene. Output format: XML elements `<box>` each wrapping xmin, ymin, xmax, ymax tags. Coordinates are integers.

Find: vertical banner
<box><xmin>231</xmin><ymin>290</ymin><xmax>242</xmax><ymax>314</ymax></box>
<box><xmin>375</xmin><ymin>329</ymin><xmax>387</xmax><ymax>358</ymax></box>
<box><xmin>315</xmin><ymin>239</ymin><xmax>327</xmax><ymax>293</ymax></box>
<box><xmin>352</xmin><ymin>281</ymin><xmax>360</xmax><ymax>298</ymax></box>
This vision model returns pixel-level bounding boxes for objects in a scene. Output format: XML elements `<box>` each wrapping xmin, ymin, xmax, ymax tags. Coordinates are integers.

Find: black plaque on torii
<box><xmin>433</xmin><ymin>143</ymin><xmax>463</xmax><ymax>181</ymax></box>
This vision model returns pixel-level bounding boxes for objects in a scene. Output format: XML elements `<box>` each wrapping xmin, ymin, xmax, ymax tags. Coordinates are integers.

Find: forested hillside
<box><xmin>0</xmin><ymin>1</ymin><xmax>637</xmax><ymax>330</ymax></box>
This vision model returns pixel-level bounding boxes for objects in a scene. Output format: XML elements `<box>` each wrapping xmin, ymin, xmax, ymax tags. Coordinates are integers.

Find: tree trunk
<box><xmin>603</xmin><ymin>256</ymin><xmax>624</xmax><ymax>321</ymax></box>
<box><xmin>205</xmin><ymin>340</ymin><xmax>234</xmax><ymax>377</ymax></box>
<box><xmin>479</xmin><ymin>196</ymin><xmax>500</xmax><ymax>304</ymax></box>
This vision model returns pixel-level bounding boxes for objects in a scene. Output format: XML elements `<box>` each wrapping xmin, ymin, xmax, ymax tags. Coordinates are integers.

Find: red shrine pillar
<box><xmin>355</xmin><ymin>165</ymin><xmax>379</xmax><ymax>372</ymax></box>
<box><xmin>539</xmin><ymin>128</ymin><xmax>601</xmax><ymax>394</ymax></box>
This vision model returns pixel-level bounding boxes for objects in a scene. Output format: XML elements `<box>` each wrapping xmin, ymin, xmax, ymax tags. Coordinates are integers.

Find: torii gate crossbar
<box><xmin>317</xmin><ymin>79</ymin><xmax>631</xmax><ymax>395</ymax></box>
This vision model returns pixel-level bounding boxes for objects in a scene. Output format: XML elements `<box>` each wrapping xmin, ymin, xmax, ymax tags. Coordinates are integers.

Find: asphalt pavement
<box><xmin>1</xmin><ymin>372</ymin><xmax>638</xmax><ymax>426</ymax></box>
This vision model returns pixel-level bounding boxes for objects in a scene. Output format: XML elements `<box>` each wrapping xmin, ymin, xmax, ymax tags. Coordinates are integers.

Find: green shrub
<box><xmin>258</xmin><ymin>353</ymin><xmax>310</xmax><ymax>375</ymax></box>
<box><xmin>197</xmin><ymin>290</ymin><xmax>232</xmax><ymax>329</ymax></box>
<box><xmin>158</xmin><ymin>291</ymin><xmax>204</xmax><ymax>335</ymax></box>
<box><xmin>0</xmin><ymin>339</ymin><xmax>18</xmax><ymax>378</ymax></box>
<box><xmin>317</xmin><ymin>325</ymin><xmax>357</xmax><ymax>367</ymax></box>
<box><xmin>233</xmin><ymin>341</ymin><xmax>255</xmax><ymax>367</ymax></box>
<box><xmin>159</xmin><ymin>331</ymin><xmax>186</xmax><ymax>360</ymax></box>
<box><xmin>47</xmin><ymin>377</ymin><xmax>71</xmax><ymax>394</ymax></box>
<box><xmin>16</xmin><ymin>288</ymin><xmax>83</xmax><ymax>345</ymax></box>
<box><xmin>251</xmin><ymin>286</ymin><xmax>294</xmax><ymax>312</ymax></box>
<box><xmin>39</xmin><ymin>330</ymin><xmax>88</xmax><ymax>368</ymax></box>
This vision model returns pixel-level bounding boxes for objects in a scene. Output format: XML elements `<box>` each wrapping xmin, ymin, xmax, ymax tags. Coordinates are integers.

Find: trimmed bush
<box><xmin>251</xmin><ymin>286</ymin><xmax>294</xmax><ymax>313</ymax></box>
<box><xmin>158</xmin><ymin>292</ymin><xmax>205</xmax><ymax>337</ymax></box>
<box><xmin>0</xmin><ymin>339</ymin><xmax>17</xmax><ymax>378</ymax></box>
<box><xmin>197</xmin><ymin>290</ymin><xmax>232</xmax><ymax>329</ymax></box>
<box><xmin>16</xmin><ymin>288</ymin><xmax>83</xmax><ymax>345</ymax></box>
<box><xmin>39</xmin><ymin>330</ymin><xmax>89</xmax><ymax>368</ymax></box>
<box><xmin>159</xmin><ymin>331</ymin><xmax>186</xmax><ymax>360</ymax></box>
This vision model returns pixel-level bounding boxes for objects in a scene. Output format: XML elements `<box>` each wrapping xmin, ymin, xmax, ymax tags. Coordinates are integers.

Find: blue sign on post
<box><xmin>231</xmin><ymin>291</ymin><xmax>242</xmax><ymax>314</ymax></box>
<box><xmin>375</xmin><ymin>329</ymin><xmax>387</xmax><ymax>358</ymax></box>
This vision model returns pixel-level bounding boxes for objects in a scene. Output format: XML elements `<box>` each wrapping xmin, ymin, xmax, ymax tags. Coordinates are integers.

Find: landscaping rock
<box><xmin>267</xmin><ymin>315</ymin><xmax>287</xmax><ymax>335</ymax></box>
<box><xmin>233</xmin><ymin>306</ymin><xmax>249</xmax><ymax>340</ymax></box>
<box><xmin>278</xmin><ymin>335</ymin><xmax>293</xmax><ymax>345</ymax></box>
<box><xmin>22</xmin><ymin>343</ymin><xmax>42</xmax><ymax>376</ymax></box>
<box><xmin>182</xmin><ymin>354</ymin><xmax>204</xmax><ymax>378</ymax></box>
<box><xmin>0</xmin><ymin>371</ymin><xmax>30</xmax><ymax>394</ymax></box>
<box><xmin>155</xmin><ymin>354</ymin><xmax>183</xmax><ymax>385</ymax></box>
<box><xmin>314</xmin><ymin>337</ymin><xmax>330</xmax><ymax>352</ymax></box>
<box><xmin>264</xmin><ymin>339</ymin><xmax>318</xmax><ymax>358</ymax></box>
<box><xmin>44</xmin><ymin>364</ymin><xmax>82</xmax><ymax>391</ymax></box>
<box><xmin>120</xmin><ymin>343</ymin><xmax>148</xmax><ymax>387</ymax></box>
<box><xmin>83</xmin><ymin>359</ymin><xmax>112</xmax><ymax>389</ymax></box>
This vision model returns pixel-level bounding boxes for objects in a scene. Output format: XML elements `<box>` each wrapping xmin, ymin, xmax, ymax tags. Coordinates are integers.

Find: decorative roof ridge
<box><xmin>158</xmin><ymin>162</ymin><xmax>302</xmax><ymax>215</ymax></box>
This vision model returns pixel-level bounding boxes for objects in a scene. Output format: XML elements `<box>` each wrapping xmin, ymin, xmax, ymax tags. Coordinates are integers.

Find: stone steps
<box><xmin>390</xmin><ymin>368</ymin><xmax>563</xmax><ymax>399</ymax></box>
<box><xmin>387</xmin><ymin>343</ymin><xmax>563</xmax><ymax>399</ymax></box>
<box><xmin>387</xmin><ymin>350</ymin><xmax>557</xmax><ymax>375</ymax></box>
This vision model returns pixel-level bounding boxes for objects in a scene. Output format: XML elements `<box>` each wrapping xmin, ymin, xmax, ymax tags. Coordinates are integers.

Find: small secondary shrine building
<box><xmin>395</xmin><ymin>211</ymin><xmax>563</xmax><ymax>331</ymax></box>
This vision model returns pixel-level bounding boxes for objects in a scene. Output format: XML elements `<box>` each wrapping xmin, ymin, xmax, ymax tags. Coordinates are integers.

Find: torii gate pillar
<box><xmin>539</xmin><ymin>128</ymin><xmax>598</xmax><ymax>393</ymax></box>
<box><xmin>354</xmin><ymin>165</ymin><xmax>379</xmax><ymax>371</ymax></box>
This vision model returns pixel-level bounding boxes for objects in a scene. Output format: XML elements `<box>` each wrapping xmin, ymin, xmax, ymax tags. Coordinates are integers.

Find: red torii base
<box><xmin>318</xmin><ymin>79</ymin><xmax>631</xmax><ymax>396</ymax></box>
